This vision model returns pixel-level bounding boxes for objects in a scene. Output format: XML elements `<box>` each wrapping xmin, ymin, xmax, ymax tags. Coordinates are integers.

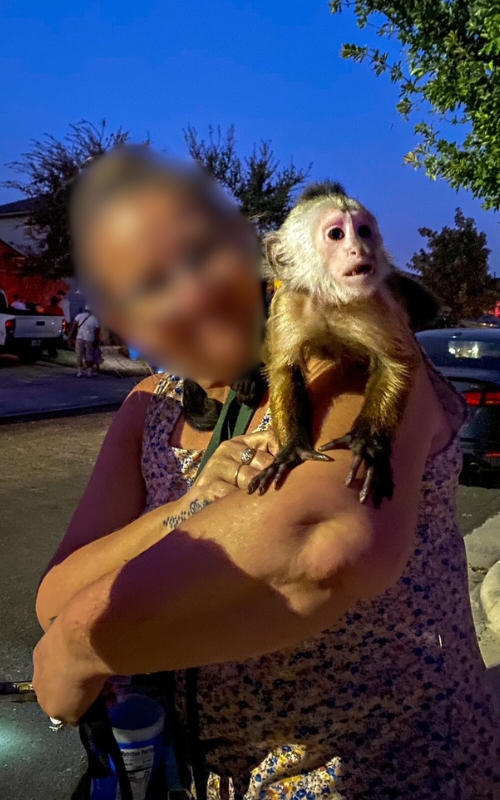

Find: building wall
<box><xmin>0</xmin><ymin>215</ymin><xmax>39</xmax><ymax>254</ymax></box>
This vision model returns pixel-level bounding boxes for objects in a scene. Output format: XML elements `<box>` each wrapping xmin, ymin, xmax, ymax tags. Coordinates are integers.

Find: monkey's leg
<box><xmin>320</xmin><ymin>350</ymin><xmax>417</xmax><ymax>508</ymax></box>
<box><xmin>247</xmin><ymin>363</ymin><xmax>330</xmax><ymax>496</ymax></box>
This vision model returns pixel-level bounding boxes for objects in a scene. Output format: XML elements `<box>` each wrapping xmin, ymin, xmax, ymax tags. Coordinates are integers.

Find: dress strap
<box><xmin>142</xmin><ymin>374</ymin><xmax>185</xmax><ymax>458</ymax></box>
<box><xmin>153</xmin><ymin>373</ymin><xmax>184</xmax><ymax>400</ymax></box>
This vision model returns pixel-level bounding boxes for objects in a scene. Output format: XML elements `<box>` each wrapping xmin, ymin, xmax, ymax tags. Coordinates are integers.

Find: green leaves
<box><xmin>408</xmin><ymin>209</ymin><xmax>497</xmax><ymax>318</ymax></box>
<box><xmin>332</xmin><ymin>0</ymin><xmax>500</xmax><ymax>209</ymax></box>
<box><xmin>3</xmin><ymin>120</ymin><xmax>131</xmax><ymax>279</ymax></box>
<box><xmin>3</xmin><ymin>122</ymin><xmax>309</xmax><ymax>279</ymax></box>
<box><xmin>184</xmin><ymin>125</ymin><xmax>309</xmax><ymax>236</ymax></box>
<box><xmin>341</xmin><ymin>43</ymin><xmax>369</xmax><ymax>62</ymax></box>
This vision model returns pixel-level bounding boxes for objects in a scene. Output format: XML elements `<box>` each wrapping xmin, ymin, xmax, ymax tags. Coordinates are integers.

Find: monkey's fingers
<box><xmin>345</xmin><ymin>455</ymin><xmax>363</xmax><ymax>486</ymax></box>
<box><xmin>360</xmin><ymin>463</ymin><xmax>394</xmax><ymax>508</ymax></box>
<box><xmin>298</xmin><ymin>449</ymin><xmax>331</xmax><ymax>462</ymax></box>
<box><xmin>319</xmin><ymin>435</ymin><xmax>352</xmax><ymax>452</ymax></box>
<box><xmin>359</xmin><ymin>466</ymin><xmax>375</xmax><ymax>504</ymax></box>
<box><xmin>273</xmin><ymin>461</ymin><xmax>294</xmax><ymax>490</ymax></box>
<box><xmin>247</xmin><ymin>466</ymin><xmax>279</xmax><ymax>496</ymax></box>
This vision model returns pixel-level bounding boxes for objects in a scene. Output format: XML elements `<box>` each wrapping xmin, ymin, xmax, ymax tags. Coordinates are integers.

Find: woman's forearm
<box><xmin>53</xmin><ymin>474</ymin><xmax>375</xmax><ymax>678</ymax></box>
<box><xmin>36</xmin><ymin>494</ymin><xmax>200</xmax><ymax>631</ymax></box>
<box><xmin>59</xmin><ymin>526</ymin><xmax>339</xmax><ymax>679</ymax></box>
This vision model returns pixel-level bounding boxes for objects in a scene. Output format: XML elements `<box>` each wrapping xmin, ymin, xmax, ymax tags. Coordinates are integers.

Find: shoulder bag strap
<box><xmin>194</xmin><ymin>388</ymin><xmax>262</xmax><ymax>479</ymax></box>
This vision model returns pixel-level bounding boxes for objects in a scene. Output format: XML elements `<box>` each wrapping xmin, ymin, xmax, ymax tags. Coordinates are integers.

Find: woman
<box><xmin>34</xmin><ymin>147</ymin><xmax>500</xmax><ymax>798</ymax></box>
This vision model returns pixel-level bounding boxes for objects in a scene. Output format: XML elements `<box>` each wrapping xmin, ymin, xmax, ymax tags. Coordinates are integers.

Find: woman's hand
<box><xmin>33</xmin><ymin>613</ymin><xmax>108</xmax><ymax>726</ymax></box>
<box><xmin>188</xmin><ymin>429</ymin><xmax>278</xmax><ymax>503</ymax></box>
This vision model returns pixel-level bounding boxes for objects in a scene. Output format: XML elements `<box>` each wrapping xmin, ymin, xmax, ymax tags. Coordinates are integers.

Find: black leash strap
<box><xmin>72</xmin><ymin>695</ymin><xmax>134</xmax><ymax>800</ymax></box>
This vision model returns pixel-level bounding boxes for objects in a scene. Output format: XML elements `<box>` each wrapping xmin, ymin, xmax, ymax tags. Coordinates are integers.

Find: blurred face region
<box><xmin>84</xmin><ymin>185</ymin><xmax>264</xmax><ymax>384</ymax></box>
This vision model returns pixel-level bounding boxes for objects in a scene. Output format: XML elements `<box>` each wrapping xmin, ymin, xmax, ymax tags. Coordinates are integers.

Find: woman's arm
<box><xmin>33</xmin><ymin>361</ymin><xmax>446</xmax><ymax>723</ymax></box>
<box><xmin>37</xmin><ymin>397</ymin><xmax>276</xmax><ymax>631</ymax></box>
<box><xmin>36</xmin><ymin>376</ymin><xmax>157</xmax><ymax>630</ymax></box>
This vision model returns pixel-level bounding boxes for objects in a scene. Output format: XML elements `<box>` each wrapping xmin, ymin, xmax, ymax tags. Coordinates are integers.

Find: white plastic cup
<box><xmin>108</xmin><ymin>693</ymin><xmax>165</xmax><ymax>800</ymax></box>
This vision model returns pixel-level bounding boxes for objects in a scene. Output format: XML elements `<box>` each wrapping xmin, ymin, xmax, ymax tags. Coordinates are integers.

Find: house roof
<box><xmin>0</xmin><ymin>197</ymin><xmax>38</xmax><ymax>216</ymax></box>
<box><xmin>0</xmin><ymin>238</ymin><xmax>25</xmax><ymax>258</ymax></box>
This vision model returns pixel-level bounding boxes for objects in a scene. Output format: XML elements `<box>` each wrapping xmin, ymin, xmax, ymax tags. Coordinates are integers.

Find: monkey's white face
<box><xmin>314</xmin><ymin>208</ymin><xmax>389</xmax><ymax>302</ymax></box>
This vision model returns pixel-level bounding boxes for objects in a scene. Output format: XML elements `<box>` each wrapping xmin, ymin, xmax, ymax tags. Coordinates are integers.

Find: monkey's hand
<box><xmin>319</xmin><ymin>425</ymin><xmax>393</xmax><ymax>508</ymax></box>
<box><xmin>232</xmin><ymin>366</ymin><xmax>267</xmax><ymax>406</ymax></box>
<box><xmin>247</xmin><ymin>442</ymin><xmax>330</xmax><ymax>496</ymax></box>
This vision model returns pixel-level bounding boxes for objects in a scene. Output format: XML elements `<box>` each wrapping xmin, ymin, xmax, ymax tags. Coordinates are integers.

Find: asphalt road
<box><xmin>0</xmin><ymin>357</ymin><xmax>143</xmax><ymax>421</ymax></box>
<box><xmin>0</xmin><ymin>413</ymin><xmax>499</xmax><ymax>799</ymax></box>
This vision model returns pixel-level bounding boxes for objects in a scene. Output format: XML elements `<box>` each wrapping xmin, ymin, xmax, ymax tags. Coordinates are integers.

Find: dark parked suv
<box><xmin>417</xmin><ymin>328</ymin><xmax>500</xmax><ymax>474</ymax></box>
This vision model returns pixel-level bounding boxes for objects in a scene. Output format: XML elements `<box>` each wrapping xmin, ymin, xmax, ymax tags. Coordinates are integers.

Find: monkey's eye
<box><xmin>358</xmin><ymin>224</ymin><xmax>372</xmax><ymax>239</ymax></box>
<box><xmin>327</xmin><ymin>227</ymin><xmax>344</xmax><ymax>241</ymax></box>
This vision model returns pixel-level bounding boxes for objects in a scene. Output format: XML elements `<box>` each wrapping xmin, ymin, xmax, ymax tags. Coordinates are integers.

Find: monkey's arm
<box><xmin>320</xmin><ymin>303</ymin><xmax>421</xmax><ymax>507</ymax></box>
<box><xmin>386</xmin><ymin>271</ymin><xmax>439</xmax><ymax>333</ymax></box>
<box><xmin>249</xmin><ymin>291</ymin><xmax>329</xmax><ymax>494</ymax></box>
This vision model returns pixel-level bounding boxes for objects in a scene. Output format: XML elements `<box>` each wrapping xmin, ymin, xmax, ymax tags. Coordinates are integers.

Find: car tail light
<box><xmin>463</xmin><ymin>390</ymin><xmax>500</xmax><ymax>406</ymax></box>
<box><xmin>484</xmin><ymin>392</ymin><xmax>500</xmax><ymax>405</ymax></box>
<box><xmin>486</xmin><ymin>451</ymin><xmax>500</xmax><ymax>458</ymax></box>
<box><xmin>463</xmin><ymin>391</ymin><xmax>482</xmax><ymax>406</ymax></box>
<box><xmin>5</xmin><ymin>318</ymin><xmax>15</xmax><ymax>334</ymax></box>
<box><xmin>61</xmin><ymin>319</ymin><xmax>68</xmax><ymax>334</ymax></box>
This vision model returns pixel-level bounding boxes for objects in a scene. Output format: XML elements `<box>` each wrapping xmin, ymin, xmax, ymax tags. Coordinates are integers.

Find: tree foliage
<box><xmin>3</xmin><ymin>121</ymin><xmax>309</xmax><ymax>278</ymax></box>
<box><xmin>184</xmin><ymin>125</ymin><xmax>310</xmax><ymax>236</ymax></box>
<box><xmin>4</xmin><ymin>121</ymin><xmax>130</xmax><ymax>278</ymax></box>
<box><xmin>330</xmin><ymin>0</ymin><xmax>500</xmax><ymax>209</ymax></box>
<box><xmin>408</xmin><ymin>208</ymin><xmax>497</xmax><ymax>319</ymax></box>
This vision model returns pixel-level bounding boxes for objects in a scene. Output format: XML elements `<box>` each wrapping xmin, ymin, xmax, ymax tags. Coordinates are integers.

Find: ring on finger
<box><xmin>240</xmin><ymin>447</ymin><xmax>256</xmax><ymax>466</ymax></box>
<box><xmin>234</xmin><ymin>464</ymin><xmax>244</xmax><ymax>487</ymax></box>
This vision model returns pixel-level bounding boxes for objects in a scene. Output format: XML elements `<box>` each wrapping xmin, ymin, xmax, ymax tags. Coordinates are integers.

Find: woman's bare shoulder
<box><xmin>105</xmin><ymin>374</ymin><xmax>163</xmax><ymax>440</ymax></box>
<box><xmin>128</xmin><ymin>373</ymin><xmax>164</xmax><ymax>398</ymax></box>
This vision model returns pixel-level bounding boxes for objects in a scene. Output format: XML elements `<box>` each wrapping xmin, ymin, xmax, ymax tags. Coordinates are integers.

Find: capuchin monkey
<box><xmin>247</xmin><ymin>181</ymin><xmax>438</xmax><ymax>507</ymax></box>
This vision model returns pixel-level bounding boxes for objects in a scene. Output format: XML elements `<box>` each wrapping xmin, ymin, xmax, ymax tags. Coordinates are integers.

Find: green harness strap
<box><xmin>194</xmin><ymin>389</ymin><xmax>259</xmax><ymax>479</ymax></box>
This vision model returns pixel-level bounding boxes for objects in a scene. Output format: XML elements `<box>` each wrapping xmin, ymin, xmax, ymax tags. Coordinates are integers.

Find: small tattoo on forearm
<box><xmin>163</xmin><ymin>498</ymin><xmax>212</xmax><ymax>530</ymax></box>
<box><xmin>49</xmin><ymin>616</ymin><xmax>57</xmax><ymax>625</ymax></box>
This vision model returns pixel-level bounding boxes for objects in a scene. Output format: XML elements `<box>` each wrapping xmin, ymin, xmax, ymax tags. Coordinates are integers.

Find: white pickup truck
<box><xmin>0</xmin><ymin>288</ymin><xmax>64</xmax><ymax>362</ymax></box>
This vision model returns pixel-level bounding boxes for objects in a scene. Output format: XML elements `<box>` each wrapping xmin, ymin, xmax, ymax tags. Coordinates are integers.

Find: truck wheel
<box><xmin>18</xmin><ymin>347</ymin><xmax>42</xmax><ymax>364</ymax></box>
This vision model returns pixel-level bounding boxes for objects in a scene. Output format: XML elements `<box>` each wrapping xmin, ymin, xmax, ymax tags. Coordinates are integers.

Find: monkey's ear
<box><xmin>263</xmin><ymin>232</ymin><xmax>287</xmax><ymax>278</ymax></box>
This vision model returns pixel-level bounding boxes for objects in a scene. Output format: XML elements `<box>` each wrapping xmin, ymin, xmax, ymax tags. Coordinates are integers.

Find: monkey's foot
<box><xmin>247</xmin><ymin>444</ymin><xmax>330</xmax><ymax>496</ymax></box>
<box><xmin>319</xmin><ymin>428</ymin><xmax>393</xmax><ymax>508</ymax></box>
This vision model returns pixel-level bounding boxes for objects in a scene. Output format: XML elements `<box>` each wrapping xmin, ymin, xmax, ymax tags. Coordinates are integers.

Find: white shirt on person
<box><xmin>74</xmin><ymin>311</ymin><xmax>99</xmax><ymax>342</ymax></box>
<box><xmin>59</xmin><ymin>297</ymin><xmax>71</xmax><ymax>322</ymax></box>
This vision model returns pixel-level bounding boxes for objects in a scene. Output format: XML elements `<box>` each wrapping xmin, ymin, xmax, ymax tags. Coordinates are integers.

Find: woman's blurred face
<box><xmin>83</xmin><ymin>183</ymin><xmax>264</xmax><ymax>384</ymax></box>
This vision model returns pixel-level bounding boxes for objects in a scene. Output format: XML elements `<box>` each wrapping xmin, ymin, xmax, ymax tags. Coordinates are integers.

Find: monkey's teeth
<box><xmin>346</xmin><ymin>264</ymin><xmax>372</xmax><ymax>277</ymax></box>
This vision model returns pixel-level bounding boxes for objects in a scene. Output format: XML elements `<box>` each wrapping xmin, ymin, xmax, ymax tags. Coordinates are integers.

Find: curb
<box><xmin>480</xmin><ymin>560</ymin><xmax>500</xmax><ymax>638</ymax></box>
<box><xmin>0</xmin><ymin>402</ymin><xmax>123</xmax><ymax>426</ymax></box>
<box><xmin>39</xmin><ymin>359</ymin><xmax>149</xmax><ymax>379</ymax></box>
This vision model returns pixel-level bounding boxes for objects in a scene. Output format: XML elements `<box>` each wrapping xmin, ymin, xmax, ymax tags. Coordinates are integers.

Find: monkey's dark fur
<box><xmin>247</xmin><ymin>182</ymin><xmax>439</xmax><ymax>507</ymax></box>
<box><xmin>183</xmin><ymin>365</ymin><xmax>268</xmax><ymax>431</ymax></box>
<box><xmin>299</xmin><ymin>181</ymin><xmax>348</xmax><ymax>203</ymax></box>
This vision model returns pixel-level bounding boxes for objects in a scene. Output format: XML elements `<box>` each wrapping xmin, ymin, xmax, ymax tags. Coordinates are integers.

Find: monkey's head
<box><xmin>265</xmin><ymin>181</ymin><xmax>392</xmax><ymax>305</ymax></box>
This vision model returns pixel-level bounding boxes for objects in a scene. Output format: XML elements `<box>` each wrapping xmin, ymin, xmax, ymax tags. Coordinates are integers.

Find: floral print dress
<box><xmin>140</xmin><ymin>371</ymin><xmax>500</xmax><ymax>799</ymax></box>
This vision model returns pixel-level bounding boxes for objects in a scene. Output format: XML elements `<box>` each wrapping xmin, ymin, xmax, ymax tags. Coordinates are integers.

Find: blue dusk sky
<box><xmin>1</xmin><ymin>0</ymin><xmax>499</xmax><ymax>274</ymax></box>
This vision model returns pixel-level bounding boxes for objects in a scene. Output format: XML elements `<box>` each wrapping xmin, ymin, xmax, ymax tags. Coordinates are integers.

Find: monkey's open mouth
<box><xmin>344</xmin><ymin>263</ymin><xmax>375</xmax><ymax>278</ymax></box>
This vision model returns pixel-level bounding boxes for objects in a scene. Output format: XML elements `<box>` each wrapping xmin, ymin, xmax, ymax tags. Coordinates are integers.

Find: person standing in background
<box><xmin>57</xmin><ymin>290</ymin><xmax>71</xmax><ymax>323</ymax></box>
<box><xmin>42</xmin><ymin>295</ymin><xmax>65</xmax><ymax>316</ymax></box>
<box><xmin>10</xmin><ymin>293</ymin><xmax>26</xmax><ymax>310</ymax></box>
<box><xmin>70</xmin><ymin>305</ymin><xmax>100</xmax><ymax>378</ymax></box>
